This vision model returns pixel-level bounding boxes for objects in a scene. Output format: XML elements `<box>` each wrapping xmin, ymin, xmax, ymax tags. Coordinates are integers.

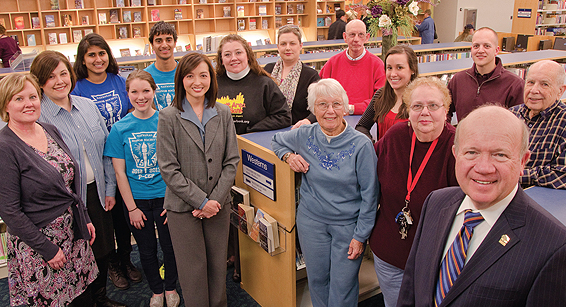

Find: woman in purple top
<box><xmin>0</xmin><ymin>25</ymin><xmax>21</xmax><ymax>68</ymax></box>
<box><xmin>369</xmin><ymin>77</ymin><xmax>458</xmax><ymax>307</ymax></box>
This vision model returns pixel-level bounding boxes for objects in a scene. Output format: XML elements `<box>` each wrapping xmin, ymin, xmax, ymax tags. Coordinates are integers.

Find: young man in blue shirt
<box><xmin>144</xmin><ymin>21</ymin><xmax>177</xmax><ymax>110</ymax></box>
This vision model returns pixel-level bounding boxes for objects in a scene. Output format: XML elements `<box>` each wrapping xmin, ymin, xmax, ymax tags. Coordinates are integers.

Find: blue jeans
<box><xmin>373</xmin><ymin>253</ymin><xmax>404</xmax><ymax>307</ymax></box>
<box><xmin>296</xmin><ymin>209</ymin><xmax>363</xmax><ymax>307</ymax></box>
<box><xmin>124</xmin><ymin>197</ymin><xmax>177</xmax><ymax>294</ymax></box>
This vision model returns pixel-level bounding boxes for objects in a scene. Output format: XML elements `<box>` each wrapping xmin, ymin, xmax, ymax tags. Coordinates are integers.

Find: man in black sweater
<box><xmin>327</xmin><ymin>10</ymin><xmax>347</xmax><ymax>40</ymax></box>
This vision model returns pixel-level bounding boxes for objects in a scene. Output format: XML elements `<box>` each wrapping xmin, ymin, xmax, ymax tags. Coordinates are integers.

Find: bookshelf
<box><xmin>0</xmin><ymin>0</ymin><xmax>344</xmax><ymax>54</ymax></box>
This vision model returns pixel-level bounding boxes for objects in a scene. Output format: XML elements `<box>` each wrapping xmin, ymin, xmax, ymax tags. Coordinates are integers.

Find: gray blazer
<box><xmin>156</xmin><ymin>103</ymin><xmax>240</xmax><ymax>213</ymax></box>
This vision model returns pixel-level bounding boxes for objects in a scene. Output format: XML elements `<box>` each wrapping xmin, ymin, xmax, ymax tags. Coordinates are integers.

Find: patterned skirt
<box><xmin>7</xmin><ymin>207</ymin><xmax>98</xmax><ymax>307</ymax></box>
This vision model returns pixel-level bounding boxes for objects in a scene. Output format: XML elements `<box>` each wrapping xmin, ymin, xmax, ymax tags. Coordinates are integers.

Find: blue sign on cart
<box><xmin>242</xmin><ymin>149</ymin><xmax>276</xmax><ymax>201</ymax></box>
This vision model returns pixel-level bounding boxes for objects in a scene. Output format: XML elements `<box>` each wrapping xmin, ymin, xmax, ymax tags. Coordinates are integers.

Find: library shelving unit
<box><xmin>0</xmin><ymin>0</ymin><xmax>346</xmax><ymax>54</ymax></box>
<box><xmin>535</xmin><ymin>0</ymin><xmax>566</xmax><ymax>35</ymax></box>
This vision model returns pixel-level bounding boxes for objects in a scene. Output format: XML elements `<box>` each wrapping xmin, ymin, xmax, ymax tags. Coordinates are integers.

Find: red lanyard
<box><xmin>406</xmin><ymin>132</ymin><xmax>438</xmax><ymax>204</ymax></box>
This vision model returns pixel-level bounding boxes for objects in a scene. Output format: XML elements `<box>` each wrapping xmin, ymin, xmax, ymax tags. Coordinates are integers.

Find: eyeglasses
<box><xmin>410</xmin><ymin>103</ymin><xmax>444</xmax><ymax>112</ymax></box>
<box><xmin>346</xmin><ymin>32</ymin><xmax>367</xmax><ymax>39</ymax></box>
<box><xmin>315</xmin><ymin>101</ymin><xmax>344</xmax><ymax>111</ymax></box>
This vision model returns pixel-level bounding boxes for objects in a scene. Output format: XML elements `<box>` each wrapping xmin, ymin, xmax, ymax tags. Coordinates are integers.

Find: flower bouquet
<box><xmin>355</xmin><ymin>0</ymin><xmax>434</xmax><ymax>47</ymax></box>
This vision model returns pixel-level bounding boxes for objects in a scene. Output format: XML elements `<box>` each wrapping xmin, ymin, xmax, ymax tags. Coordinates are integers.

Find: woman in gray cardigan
<box><xmin>157</xmin><ymin>52</ymin><xmax>240</xmax><ymax>306</ymax></box>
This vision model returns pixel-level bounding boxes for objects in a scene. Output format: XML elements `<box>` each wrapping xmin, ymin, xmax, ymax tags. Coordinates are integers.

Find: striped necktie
<box><xmin>434</xmin><ymin>209</ymin><xmax>484</xmax><ymax>306</ymax></box>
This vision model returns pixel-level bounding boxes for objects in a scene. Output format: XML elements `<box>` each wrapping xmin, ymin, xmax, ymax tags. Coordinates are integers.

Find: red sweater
<box><xmin>369</xmin><ymin>122</ymin><xmax>458</xmax><ymax>270</ymax></box>
<box><xmin>319</xmin><ymin>50</ymin><xmax>385</xmax><ymax>115</ymax></box>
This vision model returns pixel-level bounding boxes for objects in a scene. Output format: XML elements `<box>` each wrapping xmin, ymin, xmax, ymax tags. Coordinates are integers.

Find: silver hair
<box><xmin>307</xmin><ymin>78</ymin><xmax>349</xmax><ymax>113</ymax></box>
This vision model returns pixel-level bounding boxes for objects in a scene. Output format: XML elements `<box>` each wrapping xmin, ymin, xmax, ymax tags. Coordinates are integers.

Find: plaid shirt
<box><xmin>510</xmin><ymin>101</ymin><xmax>566</xmax><ymax>189</ymax></box>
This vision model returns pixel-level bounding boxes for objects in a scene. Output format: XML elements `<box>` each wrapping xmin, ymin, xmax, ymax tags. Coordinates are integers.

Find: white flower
<box><xmin>409</xmin><ymin>1</ymin><xmax>420</xmax><ymax>16</ymax></box>
<box><xmin>379</xmin><ymin>14</ymin><xmax>392</xmax><ymax>28</ymax></box>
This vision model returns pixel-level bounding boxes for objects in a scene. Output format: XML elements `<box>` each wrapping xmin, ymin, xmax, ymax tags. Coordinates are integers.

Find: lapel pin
<box><xmin>499</xmin><ymin>234</ymin><xmax>510</xmax><ymax>246</ymax></box>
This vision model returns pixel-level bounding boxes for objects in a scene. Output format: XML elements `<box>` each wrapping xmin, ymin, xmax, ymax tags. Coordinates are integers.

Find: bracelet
<box><xmin>128</xmin><ymin>207</ymin><xmax>138</xmax><ymax>212</ymax></box>
<box><xmin>282</xmin><ymin>152</ymin><xmax>292</xmax><ymax>163</ymax></box>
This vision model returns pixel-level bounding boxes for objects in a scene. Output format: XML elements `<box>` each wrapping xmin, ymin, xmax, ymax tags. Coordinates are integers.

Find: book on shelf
<box><xmin>238</xmin><ymin>203</ymin><xmax>254</xmax><ymax>235</ymax></box>
<box><xmin>196</xmin><ymin>44</ymin><xmax>203</xmax><ymax>50</ymax></box>
<box><xmin>316</xmin><ymin>17</ymin><xmax>324</xmax><ymax>27</ymax></box>
<box><xmin>118</xmin><ymin>26</ymin><xmax>128</xmax><ymax>39</ymax></box>
<box><xmin>179</xmin><ymin>0</ymin><xmax>187</xmax><ymax>3</ymax></box>
<box><xmin>73</xmin><ymin>29</ymin><xmax>82</xmax><ymax>43</ymax></box>
<box><xmin>297</xmin><ymin>4</ymin><xmax>304</xmax><ymax>14</ymax></box>
<box><xmin>264</xmin><ymin>37</ymin><xmax>271</xmax><ymax>45</ymax></box>
<box><xmin>116</xmin><ymin>0</ymin><xmax>125</xmax><ymax>7</ymax></box>
<box><xmin>147</xmin><ymin>0</ymin><xmax>156</xmax><ymax>5</ymax></box>
<box><xmin>134</xmin><ymin>11</ymin><xmax>142</xmax><ymax>22</ymax></box>
<box><xmin>258</xmin><ymin>218</ymin><xmax>270</xmax><ymax>252</ymax></box>
<box><xmin>82</xmin><ymin>16</ymin><xmax>89</xmax><ymax>25</ymax></box>
<box><xmin>287</xmin><ymin>17</ymin><xmax>293</xmax><ymax>25</ymax></box>
<box><xmin>196</xmin><ymin>9</ymin><xmax>204</xmax><ymax>19</ymax></box>
<box><xmin>223</xmin><ymin>6</ymin><xmax>231</xmax><ymax>17</ymax></box>
<box><xmin>143</xmin><ymin>43</ymin><xmax>149</xmax><ymax>55</ymax></box>
<box><xmin>133</xmin><ymin>26</ymin><xmax>141</xmax><ymax>37</ymax></box>
<box><xmin>120</xmin><ymin>48</ymin><xmax>131</xmax><ymax>57</ymax></box>
<box><xmin>59</xmin><ymin>32</ymin><xmax>67</xmax><ymax>44</ymax></box>
<box><xmin>219</xmin><ymin>0</ymin><xmax>226</xmax><ymax>2</ymax></box>
<box><xmin>263</xmin><ymin>213</ymin><xmax>279</xmax><ymax>250</ymax></box>
<box><xmin>275</xmin><ymin>16</ymin><xmax>282</xmax><ymax>28</ymax></box>
<box><xmin>249</xmin><ymin>18</ymin><xmax>256</xmax><ymax>30</ymax></box>
<box><xmin>204</xmin><ymin>36</ymin><xmax>211</xmax><ymax>52</ymax></box>
<box><xmin>48</xmin><ymin>32</ymin><xmax>58</xmax><ymax>44</ymax></box>
<box><xmin>51</xmin><ymin>0</ymin><xmax>59</xmax><ymax>10</ymax></box>
<box><xmin>237</xmin><ymin>6</ymin><xmax>244</xmax><ymax>17</ymax></box>
<box><xmin>258</xmin><ymin>215</ymin><xmax>278</xmax><ymax>253</ymax></box>
<box><xmin>317</xmin><ymin>34</ymin><xmax>325</xmax><ymax>41</ymax></box>
<box><xmin>237</xmin><ymin>19</ymin><xmax>245</xmax><ymax>31</ymax></box>
<box><xmin>297</xmin><ymin>16</ymin><xmax>301</xmax><ymax>27</ymax></box>
<box><xmin>32</xmin><ymin>17</ymin><xmax>40</xmax><ymax>29</ymax></box>
<box><xmin>174</xmin><ymin>9</ymin><xmax>182</xmax><ymax>20</ymax></box>
<box><xmin>258</xmin><ymin>5</ymin><xmax>267</xmax><ymax>16</ymax></box>
<box><xmin>185</xmin><ymin>43</ymin><xmax>191</xmax><ymax>51</ymax></box>
<box><xmin>325</xmin><ymin>16</ymin><xmax>331</xmax><ymax>27</ymax></box>
<box><xmin>45</xmin><ymin>15</ymin><xmax>56</xmax><ymax>27</ymax></box>
<box><xmin>200</xmin><ymin>0</ymin><xmax>207</xmax><ymax>3</ymax></box>
<box><xmin>231</xmin><ymin>186</ymin><xmax>250</xmax><ymax>207</ymax></box>
<box><xmin>14</xmin><ymin>17</ymin><xmax>24</xmax><ymax>30</ymax></box>
<box><xmin>132</xmin><ymin>0</ymin><xmax>141</xmax><ymax>6</ymax></box>
<box><xmin>135</xmin><ymin>49</ymin><xmax>142</xmax><ymax>56</ymax></box>
<box><xmin>248</xmin><ymin>209</ymin><xmax>265</xmax><ymax>242</ymax></box>
<box><xmin>75</xmin><ymin>0</ymin><xmax>84</xmax><ymax>9</ymax></box>
<box><xmin>256</xmin><ymin>38</ymin><xmax>263</xmax><ymax>45</ymax></box>
<box><xmin>262</xmin><ymin>19</ymin><xmax>268</xmax><ymax>29</ymax></box>
<box><xmin>287</xmin><ymin>4</ymin><xmax>294</xmax><ymax>14</ymax></box>
<box><xmin>27</xmin><ymin>34</ymin><xmax>36</xmax><ymax>46</ymax></box>
<box><xmin>63</xmin><ymin>14</ymin><xmax>73</xmax><ymax>26</ymax></box>
<box><xmin>110</xmin><ymin>10</ymin><xmax>120</xmax><ymax>23</ymax></box>
<box><xmin>84</xmin><ymin>28</ymin><xmax>93</xmax><ymax>35</ymax></box>
<box><xmin>326</xmin><ymin>4</ymin><xmax>333</xmax><ymax>13</ymax></box>
<box><xmin>275</xmin><ymin>4</ymin><xmax>281</xmax><ymax>15</ymax></box>
<box><xmin>175</xmin><ymin>46</ymin><xmax>182</xmax><ymax>52</ymax></box>
<box><xmin>99</xmin><ymin>13</ymin><xmax>107</xmax><ymax>24</ymax></box>
<box><xmin>151</xmin><ymin>9</ymin><xmax>160</xmax><ymax>21</ymax></box>
<box><xmin>123</xmin><ymin>11</ymin><xmax>132</xmax><ymax>23</ymax></box>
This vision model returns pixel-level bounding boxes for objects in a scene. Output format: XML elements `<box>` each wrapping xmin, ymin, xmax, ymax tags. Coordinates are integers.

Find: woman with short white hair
<box><xmin>272</xmin><ymin>78</ymin><xmax>378</xmax><ymax>307</ymax></box>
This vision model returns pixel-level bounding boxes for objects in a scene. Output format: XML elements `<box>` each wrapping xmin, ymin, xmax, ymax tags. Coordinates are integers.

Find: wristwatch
<box><xmin>282</xmin><ymin>152</ymin><xmax>292</xmax><ymax>163</ymax></box>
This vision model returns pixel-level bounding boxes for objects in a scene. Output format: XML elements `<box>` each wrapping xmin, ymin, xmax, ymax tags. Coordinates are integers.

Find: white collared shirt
<box><xmin>346</xmin><ymin>48</ymin><xmax>366</xmax><ymax>61</ymax></box>
<box><xmin>441</xmin><ymin>184</ymin><xmax>519</xmax><ymax>265</ymax></box>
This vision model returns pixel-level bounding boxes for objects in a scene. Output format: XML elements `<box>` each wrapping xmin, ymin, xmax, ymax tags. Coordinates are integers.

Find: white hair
<box><xmin>307</xmin><ymin>78</ymin><xmax>349</xmax><ymax>113</ymax></box>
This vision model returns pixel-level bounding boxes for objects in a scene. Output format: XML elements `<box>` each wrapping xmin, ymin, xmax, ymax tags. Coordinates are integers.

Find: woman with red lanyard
<box><xmin>368</xmin><ymin>76</ymin><xmax>458</xmax><ymax>307</ymax></box>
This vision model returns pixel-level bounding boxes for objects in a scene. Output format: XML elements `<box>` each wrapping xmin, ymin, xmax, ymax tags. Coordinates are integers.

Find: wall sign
<box><xmin>242</xmin><ymin>149</ymin><xmax>276</xmax><ymax>201</ymax></box>
<box><xmin>517</xmin><ymin>8</ymin><xmax>532</xmax><ymax>18</ymax></box>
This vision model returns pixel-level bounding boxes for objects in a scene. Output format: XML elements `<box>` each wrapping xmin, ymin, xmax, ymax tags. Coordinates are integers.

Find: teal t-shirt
<box><xmin>104</xmin><ymin>111</ymin><xmax>166</xmax><ymax>199</ymax></box>
<box><xmin>144</xmin><ymin>63</ymin><xmax>176</xmax><ymax>111</ymax></box>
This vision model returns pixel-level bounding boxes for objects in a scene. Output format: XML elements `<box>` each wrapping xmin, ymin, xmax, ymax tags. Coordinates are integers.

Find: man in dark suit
<box><xmin>397</xmin><ymin>105</ymin><xmax>566</xmax><ymax>307</ymax></box>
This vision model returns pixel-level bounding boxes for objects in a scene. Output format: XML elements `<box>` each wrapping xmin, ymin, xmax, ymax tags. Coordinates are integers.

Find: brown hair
<box><xmin>0</xmin><ymin>74</ymin><xmax>42</xmax><ymax>122</ymax></box>
<box><xmin>126</xmin><ymin>70</ymin><xmax>157</xmax><ymax>92</ymax></box>
<box><xmin>373</xmin><ymin>45</ymin><xmax>419</xmax><ymax>123</ymax></box>
<box><xmin>74</xmin><ymin>33</ymin><xmax>119</xmax><ymax>80</ymax></box>
<box><xmin>215</xmin><ymin>34</ymin><xmax>272</xmax><ymax>79</ymax></box>
<box><xmin>277</xmin><ymin>25</ymin><xmax>302</xmax><ymax>43</ymax></box>
<box><xmin>173</xmin><ymin>53</ymin><xmax>217</xmax><ymax>111</ymax></box>
<box><xmin>30</xmin><ymin>50</ymin><xmax>76</xmax><ymax>93</ymax></box>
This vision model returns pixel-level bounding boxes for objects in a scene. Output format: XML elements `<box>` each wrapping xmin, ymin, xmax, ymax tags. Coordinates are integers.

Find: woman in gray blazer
<box><xmin>157</xmin><ymin>53</ymin><xmax>240</xmax><ymax>307</ymax></box>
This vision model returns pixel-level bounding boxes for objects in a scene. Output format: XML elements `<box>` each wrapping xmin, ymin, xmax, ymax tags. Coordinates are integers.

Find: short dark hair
<box><xmin>336</xmin><ymin>9</ymin><xmax>345</xmax><ymax>19</ymax></box>
<box><xmin>74</xmin><ymin>33</ymin><xmax>119</xmax><ymax>80</ymax></box>
<box><xmin>149</xmin><ymin>21</ymin><xmax>178</xmax><ymax>44</ymax></box>
<box><xmin>424</xmin><ymin>9</ymin><xmax>432</xmax><ymax>15</ymax></box>
<box><xmin>173</xmin><ymin>53</ymin><xmax>217</xmax><ymax>111</ymax></box>
<box><xmin>30</xmin><ymin>50</ymin><xmax>77</xmax><ymax>93</ymax></box>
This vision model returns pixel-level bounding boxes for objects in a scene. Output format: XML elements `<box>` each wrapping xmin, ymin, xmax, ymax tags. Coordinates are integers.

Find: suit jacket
<box><xmin>156</xmin><ymin>103</ymin><xmax>240</xmax><ymax>212</ymax></box>
<box><xmin>398</xmin><ymin>186</ymin><xmax>566</xmax><ymax>307</ymax></box>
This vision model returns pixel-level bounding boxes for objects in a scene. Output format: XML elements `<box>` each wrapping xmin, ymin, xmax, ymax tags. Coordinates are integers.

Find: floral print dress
<box><xmin>6</xmin><ymin>131</ymin><xmax>98</xmax><ymax>307</ymax></box>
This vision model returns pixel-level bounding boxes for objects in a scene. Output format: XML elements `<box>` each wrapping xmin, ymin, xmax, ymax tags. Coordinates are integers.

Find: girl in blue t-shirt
<box><xmin>72</xmin><ymin>33</ymin><xmax>139</xmax><ymax>292</ymax></box>
<box><xmin>104</xmin><ymin>70</ymin><xmax>180</xmax><ymax>307</ymax></box>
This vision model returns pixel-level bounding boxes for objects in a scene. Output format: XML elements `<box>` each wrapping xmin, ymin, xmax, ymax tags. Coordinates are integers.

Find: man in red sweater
<box><xmin>319</xmin><ymin>19</ymin><xmax>386</xmax><ymax>115</ymax></box>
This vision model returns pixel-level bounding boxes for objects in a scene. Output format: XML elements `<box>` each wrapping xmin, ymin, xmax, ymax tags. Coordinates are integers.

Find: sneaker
<box><xmin>165</xmin><ymin>291</ymin><xmax>180</xmax><ymax>307</ymax></box>
<box><xmin>149</xmin><ymin>295</ymin><xmax>164</xmax><ymax>307</ymax></box>
<box><xmin>108</xmin><ymin>263</ymin><xmax>129</xmax><ymax>290</ymax></box>
<box><xmin>124</xmin><ymin>261</ymin><xmax>143</xmax><ymax>283</ymax></box>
